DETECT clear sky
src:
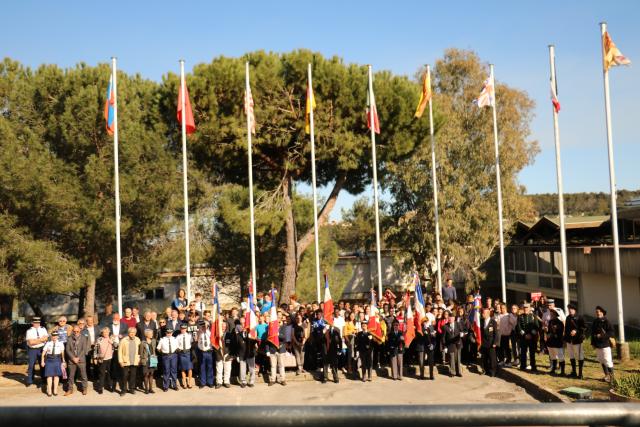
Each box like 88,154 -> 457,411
2,0 -> 638,220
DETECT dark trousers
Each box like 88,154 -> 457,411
121,365 -> 136,392
499,335 -> 511,363
519,339 -> 537,370
323,353 -> 339,381
510,332 -> 519,362
110,356 -> 122,388
97,359 -> 112,391
68,362 -> 88,391
162,353 -> 178,389
198,350 -> 214,386
26,348 -> 43,385
481,346 -> 497,376
360,350 -> 372,379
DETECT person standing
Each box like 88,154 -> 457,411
65,325 -> 90,396
546,308 -> 565,376
136,311 -> 157,340
266,313 -> 287,386
118,327 -> 141,395
387,320 -> 405,380
343,312 -> 357,377
139,329 -> 157,394
238,318 -> 258,388
355,321 -> 374,382
564,303 -> 586,379
41,331 -> 65,397
82,316 -> 99,380
171,288 -> 188,314
93,327 -> 115,394
291,314 -> 307,375
157,328 -> 179,391
175,324 -> 194,388
25,317 -> 48,387
121,308 -> 137,330
444,314 -> 463,377
442,279 -> 457,304
591,306 -> 615,383
480,308 -> 499,377
516,303 -> 540,372
416,319 -> 437,380
215,321 -> 234,388
497,303 -> 516,366
196,320 -> 214,388
323,324 -> 343,384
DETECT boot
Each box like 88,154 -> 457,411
550,360 -> 557,375
569,359 -> 577,378
608,367 -> 614,383
578,360 -> 584,379
429,365 -> 434,380
559,361 -> 565,376
602,364 -> 609,382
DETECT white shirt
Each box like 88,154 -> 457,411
157,336 -> 179,354
425,312 -> 436,326
197,330 -> 212,351
176,333 -> 192,351
111,323 -> 122,345
87,327 -> 96,345
42,341 -> 65,356
26,327 -> 48,348
194,301 -> 207,313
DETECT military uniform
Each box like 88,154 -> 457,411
563,306 -> 586,378
591,308 -> 614,381
387,329 -> 405,380
516,309 -> 540,371
480,317 -> 499,377
355,328 -> 374,381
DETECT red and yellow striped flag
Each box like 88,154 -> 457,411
414,71 -> 432,118
603,31 -> 631,71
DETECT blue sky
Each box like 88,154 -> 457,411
2,1 -> 639,220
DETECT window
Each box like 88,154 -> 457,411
145,288 -> 165,300
515,250 -> 526,271
526,251 -> 538,273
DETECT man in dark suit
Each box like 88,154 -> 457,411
444,314 -> 463,377
480,308 -> 499,377
65,325 -> 90,395
137,310 -> 158,340
323,324 -> 343,383
168,310 -> 182,336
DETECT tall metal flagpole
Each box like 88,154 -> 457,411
426,65 -> 443,295
179,60 -> 192,301
368,65 -> 383,298
245,62 -> 257,297
549,46 -> 570,314
308,63 -> 322,303
490,64 -> 507,304
112,57 -> 123,317
599,22 -> 625,344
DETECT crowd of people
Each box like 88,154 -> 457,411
24,279 -> 617,397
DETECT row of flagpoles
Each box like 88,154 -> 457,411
106,24 -> 630,347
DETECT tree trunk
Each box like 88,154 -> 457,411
27,299 -> 43,319
77,286 -> 86,320
83,273 -> 96,319
0,295 -> 14,363
281,174 -> 298,304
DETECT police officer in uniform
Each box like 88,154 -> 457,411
157,328 -> 179,391
563,303 -> 586,378
387,320 -> 405,380
480,308 -> 499,377
25,317 -> 48,387
176,324 -> 193,388
546,308 -> 565,376
323,324 -> 343,383
355,321 -> 373,382
196,320 -> 214,388
516,303 -> 540,372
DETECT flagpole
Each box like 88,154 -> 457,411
308,63 -> 322,303
179,59 -> 192,302
548,46 -> 570,314
426,65 -> 443,296
245,62 -> 257,297
368,65 -> 383,298
599,22 -> 625,345
111,57 -> 123,317
490,64 -> 507,305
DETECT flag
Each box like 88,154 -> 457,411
244,291 -> 258,340
211,283 -> 223,350
469,292 -> 482,349
366,89 -> 381,134
603,31 -> 631,71
177,81 -> 196,135
475,69 -> 495,108
550,80 -> 561,113
305,81 -> 316,134
104,73 -> 115,135
245,85 -> 256,135
323,274 -> 334,326
414,71 -> 432,118
267,288 -> 280,347
367,288 -> 383,342
404,290 -> 416,347
413,273 -> 426,333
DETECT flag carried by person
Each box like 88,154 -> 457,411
104,73 -> 115,135
550,80 -> 561,113
469,291 -> 482,349
414,70 -> 432,118
211,283 -> 223,350
177,78 -> 196,134
323,274 -> 334,326
245,84 -> 256,135
267,288 -> 280,347
603,31 -> 631,71
404,290 -> 416,347
413,273 -> 426,333
244,290 -> 258,340
366,86 -> 381,134
305,80 -> 316,134
367,288 -> 383,341
475,69 -> 495,108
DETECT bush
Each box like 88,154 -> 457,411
612,373 -> 640,399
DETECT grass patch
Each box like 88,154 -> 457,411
612,373 -> 640,399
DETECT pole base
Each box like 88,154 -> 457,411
616,342 -> 630,362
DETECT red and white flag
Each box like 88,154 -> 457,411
177,81 -> 196,135
404,291 -> 416,347
245,85 -> 256,135
244,288 -> 258,340
550,81 -> 561,113
413,273 -> 426,333
211,284 -> 223,350
475,69 -> 495,108
367,289 -> 383,342
366,89 -> 380,134
323,275 -> 334,326
267,288 -> 279,347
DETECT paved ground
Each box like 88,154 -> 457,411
0,364 -> 538,406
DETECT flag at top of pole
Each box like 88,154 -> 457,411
177,77 -> 196,134
603,31 -> 631,71
550,80 -> 561,113
475,69 -> 495,108
305,80 -> 316,134
366,87 -> 380,134
104,73 -> 116,135
414,70 -> 432,118
245,83 -> 256,135
323,274 -> 334,326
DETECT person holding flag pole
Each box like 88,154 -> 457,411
306,63 -> 322,303
476,65 -> 507,305
105,57 -> 123,316
245,62 -> 258,297
599,22 -> 631,360
177,60 -> 196,301
548,45 -> 570,316
414,65 -> 443,295
367,65 -> 384,299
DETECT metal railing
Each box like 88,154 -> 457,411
1,403 -> 640,426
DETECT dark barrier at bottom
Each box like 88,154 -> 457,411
1,403 -> 640,427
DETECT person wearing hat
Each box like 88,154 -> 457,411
176,323 -> 194,388
41,331 -> 65,397
415,317 -> 437,380
591,306 -> 615,382
563,303 -> 586,378
196,320 -> 214,388
516,302 -> 540,372
25,317 -> 48,387
546,308 -> 565,376
355,320 -> 374,382
157,327 -> 179,391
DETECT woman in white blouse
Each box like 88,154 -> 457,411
41,331 -> 66,397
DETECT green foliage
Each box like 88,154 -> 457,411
332,197 -> 379,252
612,373 -> 640,399
529,190 -> 640,217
